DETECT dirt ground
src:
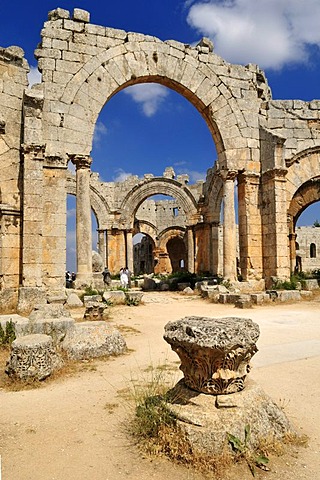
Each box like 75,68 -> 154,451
0,291 -> 320,480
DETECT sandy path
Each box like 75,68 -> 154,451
0,292 -> 319,480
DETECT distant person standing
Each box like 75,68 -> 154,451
102,267 -> 111,286
124,267 -> 132,288
120,267 -> 128,289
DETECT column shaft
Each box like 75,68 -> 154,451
222,172 -> 237,281
187,227 -> 195,273
126,230 -> 134,273
72,156 -> 92,285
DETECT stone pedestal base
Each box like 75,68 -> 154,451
166,379 -> 295,455
74,273 -> 93,289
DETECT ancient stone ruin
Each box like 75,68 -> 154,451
164,316 -> 259,394
164,316 -> 295,454
1,7 -> 320,313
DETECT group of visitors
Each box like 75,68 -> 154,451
65,271 -> 76,288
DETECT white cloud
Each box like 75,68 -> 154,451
28,66 -> 42,86
67,208 -> 76,219
187,0 -> 320,70
93,121 -> 108,146
180,169 -> 206,182
113,168 -> 133,182
124,84 -> 169,116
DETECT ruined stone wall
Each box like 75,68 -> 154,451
261,100 -> 320,166
0,47 -> 28,306
0,8 -> 320,312
136,199 -> 187,232
296,226 -> 320,272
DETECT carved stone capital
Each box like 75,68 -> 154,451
262,168 -> 287,182
219,169 -> 238,182
69,154 -> 92,170
22,144 -> 45,159
164,316 -> 260,395
44,155 -> 67,169
238,171 -> 260,186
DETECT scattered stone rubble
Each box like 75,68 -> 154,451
3,300 -> 127,381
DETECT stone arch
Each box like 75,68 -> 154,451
158,227 -> 187,274
118,178 -> 199,228
203,168 -> 224,222
286,149 -> 320,273
158,226 -> 186,248
39,27 -> 260,168
133,219 -> 157,244
288,177 -> 320,225
286,149 -> 320,207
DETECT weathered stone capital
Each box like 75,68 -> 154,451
22,144 -> 45,158
238,171 -> 260,185
164,316 -> 260,395
44,155 -> 67,169
69,154 -> 92,169
219,169 -> 238,182
262,168 -> 287,182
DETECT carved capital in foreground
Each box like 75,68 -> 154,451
164,316 -> 260,395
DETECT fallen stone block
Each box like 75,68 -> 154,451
29,304 -> 73,320
250,293 -> 270,305
103,290 -> 126,304
304,279 -> 319,290
66,292 -> 83,307
177,282 -> 191,291
61,321 -> 127,360
181,287 -> 194,295
277,290 -> 301,302
83,295 -> 102,305
0,314 -> 29,337
125,291 -> 144,304
84,302 -> 108,320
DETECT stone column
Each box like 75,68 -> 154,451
210,222 -> 220,276
261,168 -> 289,282
187,227 -> 195,273
126,230 -> 134,273
98,229 -> 107,267
42,155 -> 68,290
287,215 -> 297,274
71,155 -> 92,286
238,172 -> 263,280
107,229 -> 126,275
221,171 -> 237,281
194,223 -> 211,273
21,145 -> 45,288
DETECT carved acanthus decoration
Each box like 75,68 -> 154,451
69,154 -> 92,170
164,316 -> 260,395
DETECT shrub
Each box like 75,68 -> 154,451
0,320 -> 16,346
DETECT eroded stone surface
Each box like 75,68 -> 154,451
61,321 -> 127,360
6,334 -> 63,381
166,379 -> 295,455
164,316 -> 259,394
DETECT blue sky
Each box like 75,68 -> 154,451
1,0 -> 320,269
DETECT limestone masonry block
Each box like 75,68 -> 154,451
73,8 -> 90,23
